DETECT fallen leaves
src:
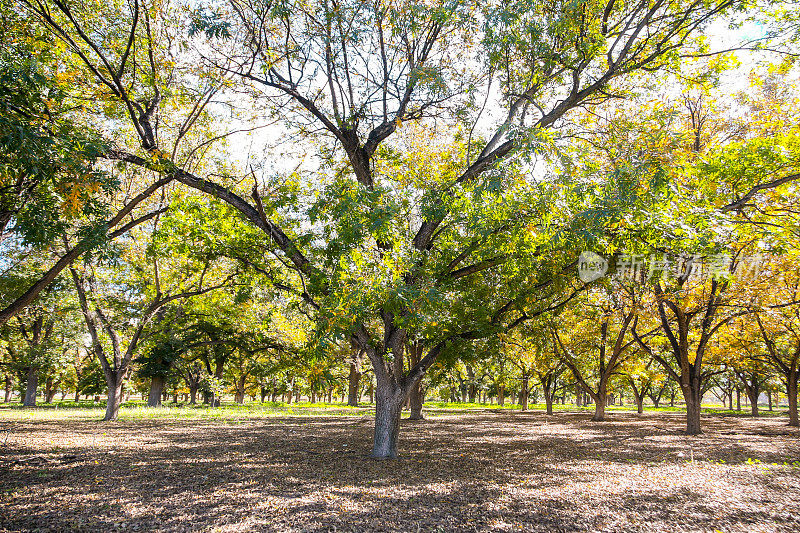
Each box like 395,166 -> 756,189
0,411 -> 798,532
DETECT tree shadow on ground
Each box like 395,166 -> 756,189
1,411 -> 799,532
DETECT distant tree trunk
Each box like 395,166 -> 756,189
44,376 -> 57,403
787,373 -> 798,427
669,391 -> 675,407
682,379 -> 703,435
23,367 -> 37,407
748,387 -> 759,417
519,373 -> 529,411
409,382 -> 424,420
407,343 -> 424,420
629,379 -> 645,414
736,388 -> 741,411
3,374 -> 11,402
234,375 -> 246,404
498,384 -> 505,406
104,374 -> 124,421
544,385 -> 554,415
728,392 -> 733,410
348,363 -> 361,406
575,384 -> 582,407
591,389 -> 606,422
189,385 -> 198,404
368,382 -> 374,404
295,389 -> 300,403
768,390 -> 773,411
148,376 -> 165,407
172,391 -> 178,403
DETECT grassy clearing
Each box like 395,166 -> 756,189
0,399 -> 789,424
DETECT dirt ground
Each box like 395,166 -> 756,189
1,410 -> 799,532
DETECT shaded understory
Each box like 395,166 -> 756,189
1,410 -> 799,532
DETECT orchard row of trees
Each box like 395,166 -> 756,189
1,0 -> 800,458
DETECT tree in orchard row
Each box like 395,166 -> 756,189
566,74 -> 800,433
68,212 -> 235,420
552,284 -> 639,421
22,0 -> 768,458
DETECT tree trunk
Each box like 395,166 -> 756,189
519,374 -> 529,411
498,384 -> 505,406
347,362 -> 361,406
787,373 -> 798,427
682,380 -> 703,435
44,376 -> 55,403
544,387 -> 554,415
189,385 -> 198,404
104,375 -> 124,421
768,390 -> 773,411
749,387 -> 759,417
147,376 -> 165,407
23,367 -> 37,407
3,374 -> 11,402
736,388 -> 741,411
407,343 -> 424,419
592,392 -> 605,421
575,384 -> 582,407
235,376 -> 245,404
630,382 -> 644,414
371,378 -> 404,459
408,380 -> 424,420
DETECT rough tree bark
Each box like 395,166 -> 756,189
788,373 -> 799,427
147,376 -> 165,407
347,340 -> 364,407
23,367 -> 38,407
407,342 -> 424,420
103,372 -> 124,421
3,375 -> 11,402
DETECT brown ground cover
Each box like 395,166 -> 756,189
1,410 -> 799,532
